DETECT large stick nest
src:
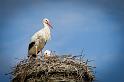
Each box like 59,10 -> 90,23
11,54 -> 95,82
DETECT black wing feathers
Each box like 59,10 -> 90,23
28,42 -> 35,50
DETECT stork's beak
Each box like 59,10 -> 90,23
47,22 -> 53,29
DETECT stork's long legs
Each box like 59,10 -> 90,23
40,50 -> 42,64
40,49 -> 45,64
28,55 -> 31,63
35,46 -> 38,64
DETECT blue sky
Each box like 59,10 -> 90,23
1,0 -> 124,82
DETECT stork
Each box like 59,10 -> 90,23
44,50 -> 52,60
28,18 -> 53,64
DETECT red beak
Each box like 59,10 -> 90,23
47,22 -> 53,29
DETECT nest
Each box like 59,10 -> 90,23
11,54 -> 95,82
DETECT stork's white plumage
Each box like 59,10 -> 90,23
28,18 -> 53,64
44,50 -> 51,60
44,50 -> 51,57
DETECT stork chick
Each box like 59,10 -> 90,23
44,50 -> 52,60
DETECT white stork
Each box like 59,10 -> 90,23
44,50 -> 52,60
28,18 -> 53,64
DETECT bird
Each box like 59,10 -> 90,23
28,18 -> 53,64
44,50 -> 52,60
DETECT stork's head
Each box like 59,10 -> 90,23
42,18 -> 53,29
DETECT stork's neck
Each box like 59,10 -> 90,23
42,23 -> 51,41
43,23 -> 50,29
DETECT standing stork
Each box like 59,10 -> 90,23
28,18 -> 53,64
